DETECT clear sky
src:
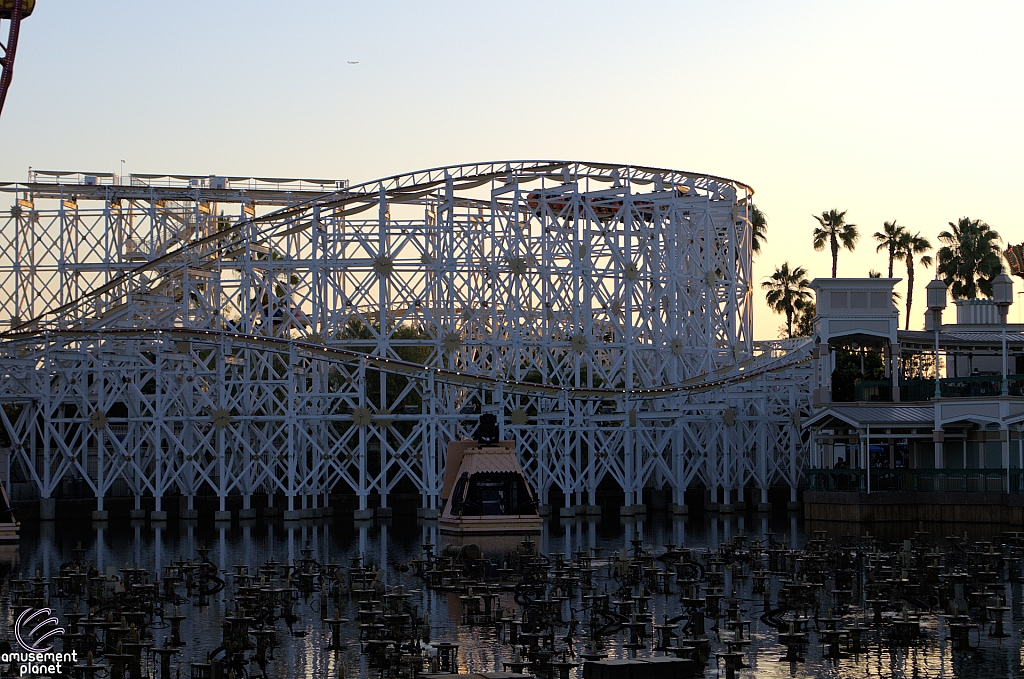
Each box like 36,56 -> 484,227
2,1 -> 1021,337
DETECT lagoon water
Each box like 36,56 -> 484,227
3,512 -> 1023,678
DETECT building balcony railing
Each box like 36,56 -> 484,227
853,380 -> 891,402
841,375 -> 1024,403
899,378 -> 934,402
805,468 -> 1024,493
939,374 -> 1002,398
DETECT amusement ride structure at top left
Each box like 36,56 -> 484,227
0,0 -> 35,117
0,162 -> 813,520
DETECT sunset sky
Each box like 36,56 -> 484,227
2,1 -> 1021,336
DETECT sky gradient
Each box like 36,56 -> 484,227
2,1 -> 1021,336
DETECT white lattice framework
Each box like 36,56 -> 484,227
0,162 -> 811,514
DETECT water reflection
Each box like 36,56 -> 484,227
4,514 -> 1023,678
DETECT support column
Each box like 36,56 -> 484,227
39,497 -> 55,521
786,390 -> 800,509
813,343 -> 831,405
669,417 -> 688,514
180,494 -> 197,520
621,409 -> 636,514
1002,426 -> 1010,493
890,342 -> 901,402
823,344 -> 834,402
215,492 -> 230,522
417,376 -> 438,519
757,413 -> 771,512
130,498 -> 145,520
152,479 -> 167,521
354,359 -> 372,521
239,492 -> 256,520
864,426 -> 871,495
1019,426 -> 1024,485
933,430 -> 944,470
93,431 -> 108,521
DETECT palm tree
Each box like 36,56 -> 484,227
763,262 -> 812,339
896,231 -> 932,330
750,204 -> 767,256
793,300 -> 816,337
812,209 -> 858,277
873,220 -> 906,278
936,217 -> 1002,298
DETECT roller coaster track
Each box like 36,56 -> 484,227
0,325 -> 811,401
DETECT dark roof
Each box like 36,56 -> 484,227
899,328 -> 1024,349
804,404 -> 934,430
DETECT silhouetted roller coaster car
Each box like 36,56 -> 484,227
0,0 -> 35,19
525,186 -> 691,222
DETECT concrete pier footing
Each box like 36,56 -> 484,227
39,498 -> 55,521
23,491 -> 809,523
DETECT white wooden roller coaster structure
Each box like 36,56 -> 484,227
0,161 -> 811,515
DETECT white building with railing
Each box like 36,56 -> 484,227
802,273 -> 1024,522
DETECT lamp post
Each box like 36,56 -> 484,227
993,268 -> 1014,396
926,277 -> 948,398
926,277 -> 948,472
992,268 -> 1014,491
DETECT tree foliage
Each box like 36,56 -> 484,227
763,262 -> 812,339
896,231 -> 932,330
749,204 -> 767,255
831,345 -> 884,402
873,220 -> 905,279
331,320 -> 432,417
813,209 -> 858,278
936,217 -> 1002,299
793,300 -> 816,338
